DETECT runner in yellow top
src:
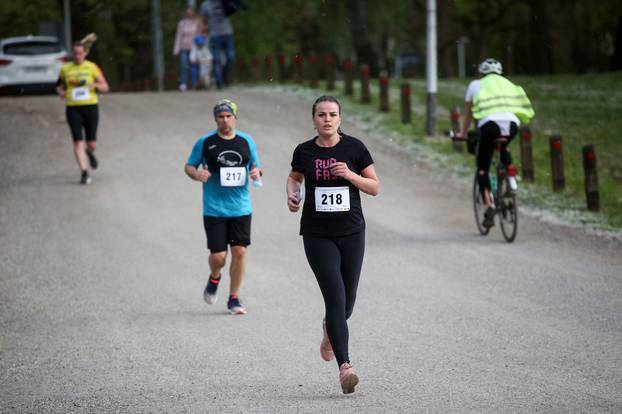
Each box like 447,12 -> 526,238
56,39 -> 109,184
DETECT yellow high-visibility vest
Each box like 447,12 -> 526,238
472,74 -> 535,124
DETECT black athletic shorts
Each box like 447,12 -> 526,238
66,104 -> 99,141
203,214 -> 252,252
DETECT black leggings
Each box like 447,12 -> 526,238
303,231 -> 365,366
66,104 -> 99,141
476,121 -> 518,196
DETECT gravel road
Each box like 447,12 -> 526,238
1,89 -> 621,413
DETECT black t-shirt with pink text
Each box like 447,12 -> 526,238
290,134 -> 374,237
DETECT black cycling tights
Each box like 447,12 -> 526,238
477,121 -> 518,196
303,231 -> 365,366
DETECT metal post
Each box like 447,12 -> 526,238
582,145 -> 599,211
450,106 -> 464,152
549,134 -> 565,192
63,0 -> 72,53
425,0 -> 437,136
457,36 -> 467,79
150,0 -> 165,91
519,126 -> 534,182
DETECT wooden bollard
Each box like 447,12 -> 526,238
325,53 -> 335,91
309,52 -> 318,89
250,56 -> 260,82
550,134 -> 565,192
164,73 -> 177,90
294,54 -> 303,83
264,55 -> 273,81
343,59 -> 353,96
278,54 -> 286,83
582,145 -> 599,211
519,126 -> 534,182
379,72 -> 389,112
233,58 -> 246,83
400,82 -> 411,124
450,106 -> 464,152
360,64 -> 370,104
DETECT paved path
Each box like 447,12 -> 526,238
1,89 -> 621,413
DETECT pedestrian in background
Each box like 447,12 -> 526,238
173,6 -> 201,91
286,96 -> 380,394
56,34 -> 109,185
185,99 -> 262,315
199,0 -> 236,89
190,34 -> 213,89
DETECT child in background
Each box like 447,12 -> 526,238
190,35 -> 213,89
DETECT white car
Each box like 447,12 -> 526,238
0,35 -> 69,95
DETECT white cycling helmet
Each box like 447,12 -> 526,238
478,58 -> 503,75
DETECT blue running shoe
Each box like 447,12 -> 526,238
203,275 -> 220,304
227,295 -> 246,315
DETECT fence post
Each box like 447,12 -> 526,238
360,64 -> 370,104
294,54 -> 303,84
519,126 -> 534,182
400,82 -> 411,124
450,106 -> 464,152
379,71 -> 389,112
278,54 -> 286,83
326,53 -> 335,91
250,56 -> 260,82
549,134 -> 565,192
343,58 -> 353,96
582,145 -> 600,212
309,52 -> 318,89
264,55 -> 273,81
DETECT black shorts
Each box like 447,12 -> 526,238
66,104 -> 99,141
203,215 -> 252,252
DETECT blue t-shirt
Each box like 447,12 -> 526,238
187,129 -> 260,217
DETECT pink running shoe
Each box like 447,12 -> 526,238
320,320 -> 335,361
339,362 -> 359,394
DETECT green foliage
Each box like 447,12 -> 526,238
0,1 -> 62,39
1,0 -> 620,83
263,70 -> 622,229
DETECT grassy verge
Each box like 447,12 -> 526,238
244,72 -> 622,232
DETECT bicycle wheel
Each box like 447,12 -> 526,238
472,172 -> 490,236
498,177 -> 518,242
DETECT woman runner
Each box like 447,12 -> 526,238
56,37 -> 109,184
286,96 -> 380,394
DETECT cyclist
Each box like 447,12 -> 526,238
286,96 -> 380,394
56,39 -> 109,185
185,99 -> 261,315
457,58 -> 534,228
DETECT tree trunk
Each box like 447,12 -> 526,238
611,14 -> 622,71
527,0 -> 554,74
346,0 -> 378,74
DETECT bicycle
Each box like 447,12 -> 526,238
451,132 -> 518,242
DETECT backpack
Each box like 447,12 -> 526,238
221,0 -> 246,16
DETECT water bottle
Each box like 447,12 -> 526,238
251,165 -> 263,187
490,173 -> 497,193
